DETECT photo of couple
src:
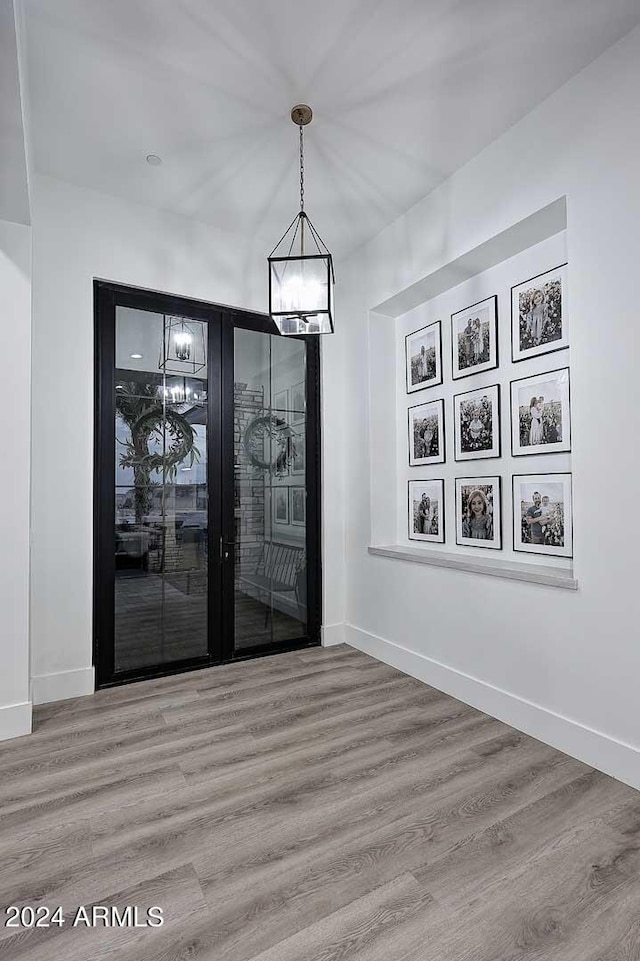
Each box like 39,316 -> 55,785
413,340 -> 436,383
452,296 -> 498,379
408,480 -> 444,543
459,317 -> 488,369
512,264 -> 569,361
406,321 -> 442,392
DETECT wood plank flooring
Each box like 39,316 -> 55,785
0,645 -> 638,960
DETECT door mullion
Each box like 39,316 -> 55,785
206,312 -> 224,665
305,337 -> 322,645
220,317 -> 236,662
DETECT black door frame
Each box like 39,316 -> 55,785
93,280 -> 322,688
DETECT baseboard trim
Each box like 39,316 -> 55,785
0,701 -> 32,741
31,667 -> 95,705
344,623 -> 640,790
321,623 -> 345,647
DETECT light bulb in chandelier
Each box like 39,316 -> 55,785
173,330 -> 192,362
280,274 -> 323,313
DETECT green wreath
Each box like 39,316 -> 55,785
120,407 -> 199,479
243,414 -> 297,475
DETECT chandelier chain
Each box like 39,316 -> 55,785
299,122 -> 304,213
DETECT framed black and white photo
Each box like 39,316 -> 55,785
273,486 -> 289,525
405,320 -> 443,393
408,399 -> 445,466
513,473 -> 573,557
291,486 -> 306,526
272,389 -> 290,472
451,295 -> 498,380
511,264 -> 568,362
291,428 -> 305,475
291,380 -> 305,424
510,368 -> 571,456
273,387 -> 289,413
454,384 -> 500,462
455,476 -> 502,550
408,479 -> 445,543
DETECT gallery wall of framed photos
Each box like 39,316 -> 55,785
398,230 -> 573,568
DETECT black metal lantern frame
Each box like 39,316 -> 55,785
268,105 -> 335,336
158,315 -> 207,376
269,211 -> 334,336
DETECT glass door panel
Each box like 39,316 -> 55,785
95,281 -> 319,688
233,328 -> 308,652
114,307 -> 209,672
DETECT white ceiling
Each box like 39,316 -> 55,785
21,0 -> 640,257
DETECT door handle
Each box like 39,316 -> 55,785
219,536 -> 234,562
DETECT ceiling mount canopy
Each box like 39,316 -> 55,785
268,104 -> 335,336
290,103 -> 313,126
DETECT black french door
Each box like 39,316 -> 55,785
94,281 -> 321,688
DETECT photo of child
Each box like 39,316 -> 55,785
462,488 -> 493,540
455,384 -> 500,461
455,476 -> 502,550
512,265 -> 569,361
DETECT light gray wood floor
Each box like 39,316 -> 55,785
0,645 -> 638,960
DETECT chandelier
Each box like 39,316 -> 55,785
268,104 -> 334,336
158,316 -> 206,376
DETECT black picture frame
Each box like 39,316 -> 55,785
455,475 -> 502,550
405,320 -> 443,394
291,486 -> 306,526
510,263 -> 569,363
451,295 -> 499,381
407,479 -> 445,544
453,383 -> 501,462
291,424 -> 306,475
408,397 -> 446,466
512,472 -> 573,558
291,380 -> 305,424
273,486 -> 290,525
510,367 -> 571,457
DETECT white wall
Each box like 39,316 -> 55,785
0,218 -> 32,738
342,25 -> 640,787
30,174 -> 346,702
0,0 -> 31,226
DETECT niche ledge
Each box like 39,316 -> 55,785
368,545 -> 577,591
